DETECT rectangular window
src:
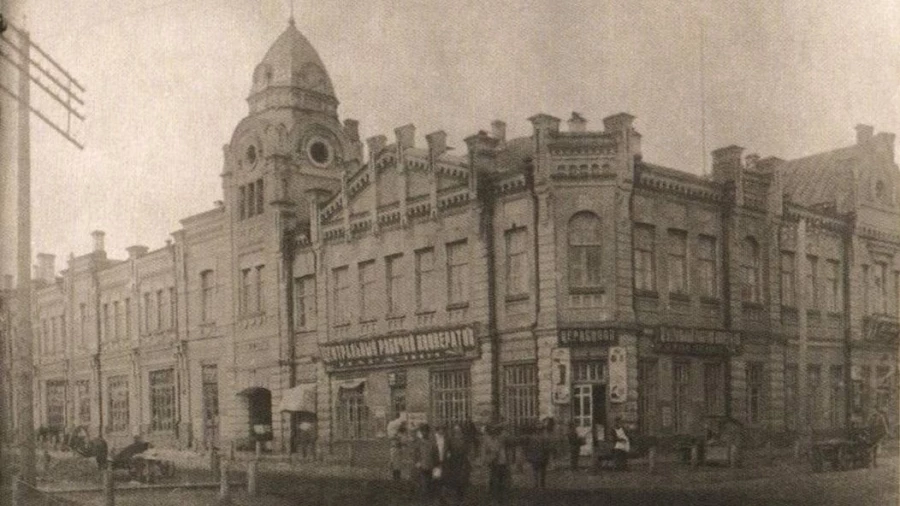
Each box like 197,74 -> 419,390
333,266 -> 351,324
806,255 -> 818,309
634,224 -> 656,292
256,178 -> 264,215
862,265 -> 870,314
704,362 -> 725,416
124,299 -> 131,340
874,262 -> 888,313
505,228 -> 528,297
239,186 -> 246,220
200,270 -> 214,322
247,182 -> 256,218
673,361 -> 691,432
107,375 -> 130,433
503,364 -> 538,431
76,380 -> 91,425
201,364 -> 219,447
830,365 -> 844,429
113,301 -> 121,340
156,289 -> 164,330
358,260 -> 377,321
825,260 -> 841,312
807,365 -> 821,429
45,380 -> 66,429
80,303 -> 87,347
747,362 -> 765,425
781,251 -> 796,307
293,275 -> 316,330
667,229 -> 688,294
385,254 -> 405,315
697,235 -> 717,298
389,373 -> 407,421
241,268 -> 252,316
447,241 -> 469,305
336,385 -> 369,440
431,369 -> 471,428
415,248 -> 437,312
638,359 -> 659,434
255,265 -> 265,313
169,287 -> 176,328
784,364 -> 798,431
150,368 -> 176,432
60,314 -> 67,349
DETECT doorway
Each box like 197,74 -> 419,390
572,361 -> 607,455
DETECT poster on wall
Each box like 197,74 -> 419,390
608,346 -> 627,404
551,347 -> 571,404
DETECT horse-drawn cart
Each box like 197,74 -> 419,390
810,429 -> 874,472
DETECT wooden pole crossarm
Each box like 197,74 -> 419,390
0,34 -> 86,106
2,22 -> 86,92
0,51 -> 86,119
0,81 -> 85,149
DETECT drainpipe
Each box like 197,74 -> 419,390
478,173 -> 500,422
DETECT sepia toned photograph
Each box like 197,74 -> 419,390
0,1 -> 898,504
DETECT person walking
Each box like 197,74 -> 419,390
868,406 -> 890,468
390,421 -> 409,480
443,423 -> 471,505
483,423 -> 511,506
524,418 -> 554,489
566,421 -> 582,471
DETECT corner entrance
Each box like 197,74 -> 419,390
571,361 -> 607,455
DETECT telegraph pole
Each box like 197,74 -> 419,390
0,14 -> 85,496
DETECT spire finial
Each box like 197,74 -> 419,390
289,0 -> 295,25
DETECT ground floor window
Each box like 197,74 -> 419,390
784,364 -> 798,431
202,365 -> 219,447
108,375 -> 130,433
638,359 -> 658,434
76,380 -> 91,425
150,368 -> 176,432
503,363 -> 538,431
747,362 -> 765,425
336,384 -> 369,439
673,361 -> 691,433
45,380 -> 67,430
431,369 -> 470,428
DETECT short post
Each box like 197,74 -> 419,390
648,446 -> 656,473
103,462 -> 115,506
690,444 -> 699,468
247,460 -> 258,497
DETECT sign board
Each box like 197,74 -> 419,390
321,326 -> 477,369
654,326 -> 740,355
550,347 -> 571,404
608,346 -> 627,403
559,328 -> 618,347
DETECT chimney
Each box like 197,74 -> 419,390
464,130 -> 500,173
856,124 -> 874,145
491,120 -> 507,143
875,131 -> 896,161
711,145 -> 745,183
568,112 -> 587,133
91,230 -> 105,253
603,112 -> 635,133
528,113 -> 561,137
426,130 -> 448,157
36,253 -> 55,283
126,245 -> 149,260
745,153 -> 761,170
366,135 -> 387,160
395,124 -> 416,150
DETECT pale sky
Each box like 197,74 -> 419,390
1,0 -> 898,279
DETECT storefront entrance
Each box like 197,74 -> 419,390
572,361 -> 606,455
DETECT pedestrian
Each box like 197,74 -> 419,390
93,435 -> 109,470
390,421 -> 408,480
868,406 -> 890,468
567,421 -> 582,471
443,423 -> 471,505
413,424 -> 442,505
483,423 -> 511,505
612,417 -> 630,471
524,418 -> 553,489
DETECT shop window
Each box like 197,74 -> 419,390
740,237 -> 760,303
805,255 -> 818,309
45,380 -> 66,430
667,229 -> 688,295
293,275 -> 316,330
673,361 -> 691,433
503,364 -> 538,431
107,375 -> 130,433
389,372 -> 407,421
332,266 -> 351,324
829,365 -> 844,429
634,224 -> 656,292
336,384 -> 369,440
704,362 -> 725,416
780,251 -> 796,307
568,212 -> 602,292
784,364 -> 798,431
150,368 -> 176,432
505,228 -> 529,299
415,248 -> 437,312
385,254 -> 405,316
76,380 -> 91,425
446,241 -> 469,306
638,359 -> 659,434
202,365 -> 219,448
431,369 -> 471,428
358,260 -> 377,321
807,365 -> 822,430
696,235 -> 717,298
746,362 -> 765,425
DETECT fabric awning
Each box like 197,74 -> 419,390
278,383 -> 317,412
337,378 -> 366,390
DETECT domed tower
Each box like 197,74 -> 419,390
222,18 -> 359,231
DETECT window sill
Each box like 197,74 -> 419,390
634,289 -> 659,299
359,318 -> 378,324
827,311 -> 843,318
294,327 -> 316,333
806,309 -> 821,319
505,293 -> 530,303
386,314 -> 406,320
569,287 -> 605,295
446,302 -> 470,311
741,302 -> 764,310
669,292 -> 690,302
333,322 -> 351,328
239,312 -> 266,320
415,310 -> 436,316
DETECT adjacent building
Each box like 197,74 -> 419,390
14,20 -> 900,457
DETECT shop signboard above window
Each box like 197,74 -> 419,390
558,327 -> 619,347
653,326 -> 741,355
321,325 -> 477,369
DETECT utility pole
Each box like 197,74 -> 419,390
0,14 -> 85,497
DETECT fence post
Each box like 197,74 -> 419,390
103,462 -> 115,506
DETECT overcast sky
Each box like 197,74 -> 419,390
1,0 -> 898,278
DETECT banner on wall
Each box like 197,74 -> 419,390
608,346 -> 627,404
551,347 -> 571,404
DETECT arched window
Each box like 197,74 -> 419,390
568,212 -> 602,291
741,237 -> 760,303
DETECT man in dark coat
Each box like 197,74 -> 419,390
442,423 -> 472,505
413,424 -> 443,504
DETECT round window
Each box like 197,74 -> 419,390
308,140 -> 331,166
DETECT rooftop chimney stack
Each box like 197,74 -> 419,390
426,130 -> 448,157
491,120 -> 507,143
126,245 -> 149,260
856,124 -> 874,145
366,135 -> 387,160
711,145 -> 745,184
36,253 -> 55,283
395,124 -> 416,150
568,112 -> 587,133
602,112 -> 635,133
91,230 -> 106,253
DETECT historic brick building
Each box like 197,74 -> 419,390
17,20 -> 900,457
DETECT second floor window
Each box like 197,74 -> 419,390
385,254 -> 405,315
200,270 -> 214,322
697,235 -> 717,298
634,224 -> 655,292
447,241 -> 469,305
359,260 -> 377,321
740,237 -> 760,303
293,275 -> 316,330
505,228 -> 528,298
805,255 -> 818,309
415,248 -> 437,312
333,266 -> 351,324
667,229 -> 688,295
873,262 -> 888,314
825,260 -> 841,312
780,251 -> 796,307
568,212 -> 602,291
